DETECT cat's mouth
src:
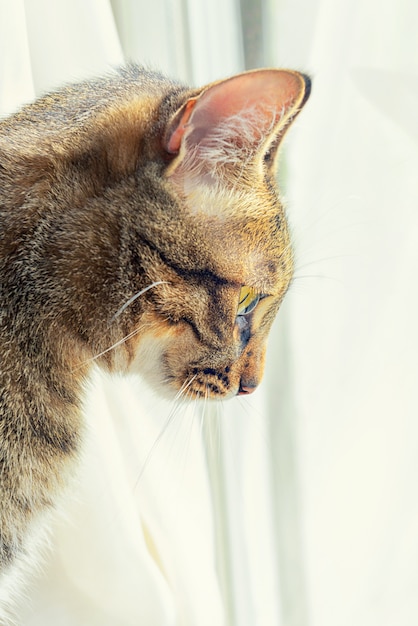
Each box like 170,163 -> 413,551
132,345 -> 262,400
179,350 -> 263,400
181,371 -> 258,399
185,365 -> 234,399
127,313 -> 265,400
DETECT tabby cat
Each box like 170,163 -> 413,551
0,65 -> 310,619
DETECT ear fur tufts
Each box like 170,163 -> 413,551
165,69 -> 310,181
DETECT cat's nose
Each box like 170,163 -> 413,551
237,382 -> 257,395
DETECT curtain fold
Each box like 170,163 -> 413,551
0,0 -> 35,114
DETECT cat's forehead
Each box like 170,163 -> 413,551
210,231 -> 291,295
179,183 -> 292,294
177,177 -> 267,217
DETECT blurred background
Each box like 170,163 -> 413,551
1,1 -> 417,625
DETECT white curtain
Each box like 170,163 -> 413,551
273,1 -> 418,625
1,1 -> 417,625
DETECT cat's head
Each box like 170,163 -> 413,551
1,66 -> 309,401
120,69 -> 311,399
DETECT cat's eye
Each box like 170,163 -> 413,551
237,286 -> 260,316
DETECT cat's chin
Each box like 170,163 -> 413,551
137,371 -> 239,403
127,327 -> 242,401
127,340 -> 259,401
141,360 -> 243,402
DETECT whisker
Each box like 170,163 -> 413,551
288,193 -> 363,240
133,375 -> 197,487
294,253 -> 356,273
277,239 -> 293,265
178,398 -> 199,484
176,374 -> 198,401
292,274 -> 343,284
133,403 -> 181,487
235,396 -> 270,448
110,281 -> 168,321
286,195 -> 368,270
197,392 -> 206,440
202,388 -> 223,463
216,399 -> 223,460
71,323 -> 151,372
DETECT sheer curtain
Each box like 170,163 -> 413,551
1,1 -> 417,625
273,1 -> 418,625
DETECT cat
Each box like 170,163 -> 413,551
0,64 -> 310,620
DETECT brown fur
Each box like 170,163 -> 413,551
0,65 -> 310,615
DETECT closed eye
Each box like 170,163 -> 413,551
237,286 -> 260,316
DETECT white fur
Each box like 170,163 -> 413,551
0,519 -> 52,625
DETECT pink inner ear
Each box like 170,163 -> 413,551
187,70 -> 305,145
165,70 -> 307,179
166,98 -> 198,154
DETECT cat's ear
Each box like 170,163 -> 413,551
164,69 -> 310,178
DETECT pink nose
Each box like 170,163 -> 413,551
237,384 -> 257,396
